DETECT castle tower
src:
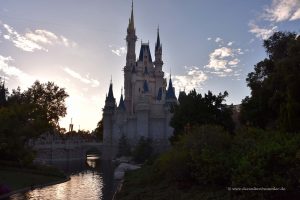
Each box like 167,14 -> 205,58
102,81 -> 116,159
102,1 -> 177,159
124,1 -> 137,113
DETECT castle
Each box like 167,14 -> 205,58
102,2 -> 177,159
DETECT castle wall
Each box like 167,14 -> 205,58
149,117 -> 165,140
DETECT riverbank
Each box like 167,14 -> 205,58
0,165 -> 69,199
114,164 -> 225,200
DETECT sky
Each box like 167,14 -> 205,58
0,0 -> 299,131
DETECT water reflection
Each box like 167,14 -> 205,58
9,156 -> 114,200
86,155 -> 99,169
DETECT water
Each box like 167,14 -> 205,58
9,156 -> 115,200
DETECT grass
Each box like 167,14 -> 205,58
0,169 -> 63,191
115,165 -> 228,200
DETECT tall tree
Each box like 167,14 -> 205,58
170,90 -> 234,143
241,32 -> 300,131
0,81 -> 68,164
0,78 -> 8,107
22,81 -> 69,127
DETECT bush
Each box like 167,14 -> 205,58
117,134 -> 131,157
132,137 -> 153,163
117,125 -> 300,199
231,128 -> 300,191
156,125 -> 231,186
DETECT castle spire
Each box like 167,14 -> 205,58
166,76 -> 176,100
128,0 -> 135,31
118,88 -> 126,111
155,26 -> 161,51
154,26 -> 163,70
107,82 -> 114,101
126,0 -> 137,67
130,0 -> 134,29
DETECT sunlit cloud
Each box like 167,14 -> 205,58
63,67 -> 100,87
0,54 -> 35,86
248,22 -> 278,40
215,37 -> 223,43
25,30 -> 58,44
168,66 -> 208,92
1,22 -> 77,52
2,24 -> 46,52
204,43 -> 243,78
263,0 -> 300,22
227,42 -> 233,46
110,46 -> 126,56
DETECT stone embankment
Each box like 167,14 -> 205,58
112,157 -> 141,200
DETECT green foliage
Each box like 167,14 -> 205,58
170,89 -> 234,143
241,32 -> 300,132
0,78 -> 8,107
231,128 -> 300,190
119,125 -> 300,200
117,134 -> 131,157
132,137 -> 153,163
0,81 -> 68,165
93,119 -> 103,141
21,81 -> 69,127
156,125 -> 231,186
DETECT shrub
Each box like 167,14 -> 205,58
132,137 -> 153,163
156,125 -> 231,186
231,128 -> 300,191
117,134 -> 131,157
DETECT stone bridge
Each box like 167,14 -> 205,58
29,132 -> 103,163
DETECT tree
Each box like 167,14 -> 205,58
22,81 -> 69,127
170,89 -> 234,143
241,32 -> 300,132
117,134 -> 131,157
94,119 -> 103,141
132,137 -> 153,163
0,78 -> 8,107
0,81 -> 68,165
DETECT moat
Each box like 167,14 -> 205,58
8,156 -> 114,200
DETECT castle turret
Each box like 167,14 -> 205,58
104,81 -> 116,111
118,92 -> 126,111
125,0 -> 137,68
102,81 -> 116,159
124,0 -> 137,114
154,27 -> 163,72
165,76 -> 177,105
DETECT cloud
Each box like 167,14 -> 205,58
60,36 -> 77,47
111,46 -> 126,56
204,45 -> 243,78
1,23 -> 77,52
227,42 -> 233,46
263,0 -> 300,22
0,54 -> 34,86
25,30 -> 58,44
215,37 -> 223,43
207,37 -> 212,41
2,24 -> 46,52
248,22 -> 278,40
63,67 -> 100,87
228,58 -> 240,66
170,66 -> 208,92
205,47 -> 234,70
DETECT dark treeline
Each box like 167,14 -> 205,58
117,31 -> 300,200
